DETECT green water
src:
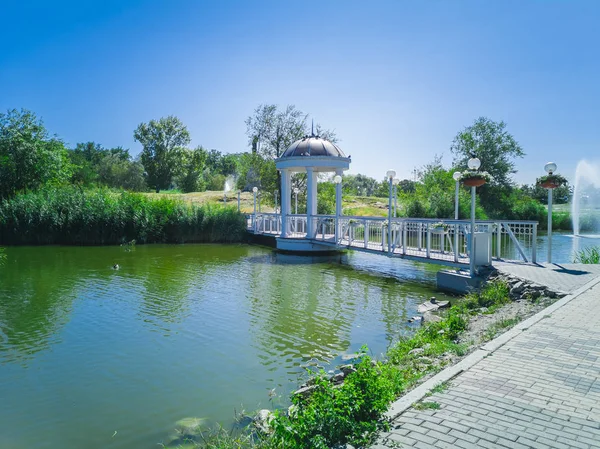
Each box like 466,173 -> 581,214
0,244 -> 451,449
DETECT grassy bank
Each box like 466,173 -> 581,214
0,187 -> 247,245
178,281 -> 519,449
147,190 -> 590,231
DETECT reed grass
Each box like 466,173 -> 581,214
574,246 -> 600,264
0,186 -> 247,245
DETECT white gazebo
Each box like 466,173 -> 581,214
274,132 -> 351,251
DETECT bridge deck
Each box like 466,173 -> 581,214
247,214 -> 539,269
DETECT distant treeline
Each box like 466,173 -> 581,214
0,187 -> 247,245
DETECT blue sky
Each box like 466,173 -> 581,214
1,0 -> 598,184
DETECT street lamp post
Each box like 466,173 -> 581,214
544,162 -> 558,264
467,158 -> 481,277
453,171 -> 461,220
386,169 -> 396,254
237,190 -> 241,212
252,187 -> 258,232
333,175 -> 342,244
392,177 -> 399,217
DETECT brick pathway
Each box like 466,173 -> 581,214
375,282 -> 600,449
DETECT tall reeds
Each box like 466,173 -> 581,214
0,186 -> 247,245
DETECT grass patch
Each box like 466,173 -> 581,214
463,280 -> 511,313
483,317 -> 521,341
427,381 -> 450,397
343,205 -> 387,217
413,401 -> 441,411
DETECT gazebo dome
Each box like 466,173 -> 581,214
281,136 -> 346,158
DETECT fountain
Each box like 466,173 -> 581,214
572,160 -> 600,236
223,175 -> 235,203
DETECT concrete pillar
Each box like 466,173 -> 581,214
280,169 -> 291,237
306,167 -> 317,238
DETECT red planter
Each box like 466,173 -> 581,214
462,177 -> 486,187
541,181 -> 560,189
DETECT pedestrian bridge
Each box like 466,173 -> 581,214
247,213 -> 539,269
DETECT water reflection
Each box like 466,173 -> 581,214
0,244 -> 453,449
0,248 -> 84,363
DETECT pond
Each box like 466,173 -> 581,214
516,231 -> 600,264
0,244 -> 451,449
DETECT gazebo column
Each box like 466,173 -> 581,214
280,169 -> 291,237
306,167 -> 317,238
335,168 -> 343,242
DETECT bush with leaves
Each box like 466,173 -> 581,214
268,354 -> 401,449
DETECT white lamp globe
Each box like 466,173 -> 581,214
544,162 -> 557,174
386,169 -> 396,179
252,187 -> 258,193
467,157 -> 481,171
333,175 -> 342,184
392,177 -> 399,185
293,188 -> 299,194
453,171 -> 462,181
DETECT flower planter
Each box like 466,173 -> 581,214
462,177 -> 486,187
537,173 -> 567,190
540,180 -> 560,189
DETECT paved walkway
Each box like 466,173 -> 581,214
375,280 -> 600,449
495,262 -> 600,294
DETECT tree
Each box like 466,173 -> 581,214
450,117 -> 524,188
450,117 -> 525,216
398,179 -> 416,194
342,174 -> 380,197
244,104 -> 339,198
69,142 -> 134,187
245,104 -> 307,160
134,116 -> 190,192
0,108 -> 71,198
97,153 -> 147,191
177,146 -> 208,193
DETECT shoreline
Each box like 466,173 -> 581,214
174,268 -> 576,449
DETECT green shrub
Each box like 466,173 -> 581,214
406,199 -> 427,218
268,354 -> 400,449
552,211 -> 572,231
464,280 -> 511,312
0,186 -> 247,245
574,247 -> 600,264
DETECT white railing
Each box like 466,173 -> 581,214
246,213 -> 281,235
246,214 -> 538,265
288,215 -> 308,238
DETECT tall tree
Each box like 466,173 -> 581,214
245,104 -> 307,160
450,117 -> 524,188
177,146 -> 208,193
134,116 -> 190,192
244,104 -> 338,197
450,117 -> 525,216
0,108 -> 71,198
